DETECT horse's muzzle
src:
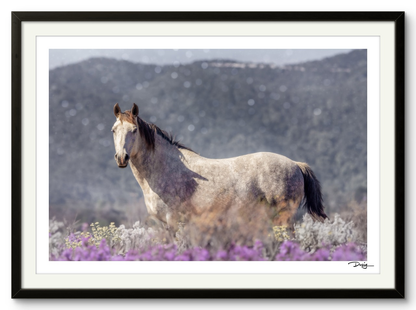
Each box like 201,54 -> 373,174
115,153 -> 129,168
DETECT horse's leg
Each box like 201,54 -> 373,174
272,197 -> 302,233
166,212 -> 179,234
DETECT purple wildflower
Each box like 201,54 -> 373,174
215,250 -> 228,261
50,231 -> 365,262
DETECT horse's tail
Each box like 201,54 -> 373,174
296,162 -> 328,222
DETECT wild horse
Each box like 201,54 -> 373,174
112,103 -> 327,232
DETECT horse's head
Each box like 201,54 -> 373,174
112,103 -> 139,168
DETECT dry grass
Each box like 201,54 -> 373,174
50,199 -> 368,260
337,200 -> 367,244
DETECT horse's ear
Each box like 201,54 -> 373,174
113,103 -> 121,118
131,103 -> 139,117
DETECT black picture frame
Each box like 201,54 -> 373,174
11,11 -> 405,298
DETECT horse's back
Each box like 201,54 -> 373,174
232,152 -> 303,196
191,152 -> 303,206
232,152 -> 299,173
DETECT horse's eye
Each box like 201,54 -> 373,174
111,129 -> 115,133
132,128 -> 137,134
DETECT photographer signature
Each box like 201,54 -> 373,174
348,262 -> 374,269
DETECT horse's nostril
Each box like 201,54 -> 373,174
125,154 -> 130,161
114,154 -> 117,160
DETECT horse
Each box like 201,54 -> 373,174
112,103 -> 327,232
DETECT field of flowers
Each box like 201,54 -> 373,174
49,212 -> 367,262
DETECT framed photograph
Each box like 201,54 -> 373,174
12,12 -> 404,298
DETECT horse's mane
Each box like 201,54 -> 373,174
121,110 -> 195,153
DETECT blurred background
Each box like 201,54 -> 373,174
49,49 -> 367,227
49,49 -> 352,70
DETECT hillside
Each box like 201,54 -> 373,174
49,50 -> 367,224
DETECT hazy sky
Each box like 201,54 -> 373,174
49,49 -> 351,70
